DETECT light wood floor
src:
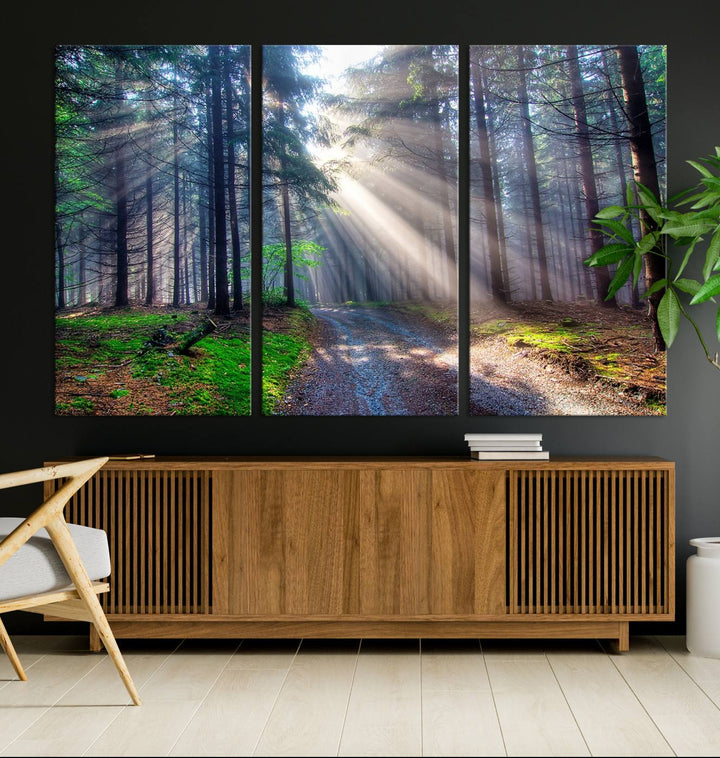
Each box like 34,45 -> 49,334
1,634 -> 719,756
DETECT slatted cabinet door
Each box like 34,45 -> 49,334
53,466 -> 212,616
507,467 -> 673,618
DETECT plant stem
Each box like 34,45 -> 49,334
675,293 -> 720,374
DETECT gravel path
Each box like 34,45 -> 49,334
278,305 -> 457,415
276,304 -> 651,416
470,336 -> 651,416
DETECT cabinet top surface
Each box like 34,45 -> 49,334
45,455 -> 675,471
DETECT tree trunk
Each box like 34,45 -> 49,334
484,73 -> 509,297
224,47 -> 243,311
209,46 -> 230,316
79,239 -> 87,305
517,45 -> 552,301
601,49 -> 640,307
145,173 -> 154,305
427,68 -> 456,300
471,53 -> 505,304
172,76 -> 182,308
55,222 -> 66,309
277,98 -> 296,308
566,44 -> 615,307
617,45 -> 665,350
205,89 -> 216,310
198,187 -> 208,303
182,173 -> 190,304
114,141 -> 129,307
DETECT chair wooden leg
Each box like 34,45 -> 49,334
0,616 -> 27,681
45,516 -> 142,705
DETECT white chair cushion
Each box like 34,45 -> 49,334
0,517 -> 111,602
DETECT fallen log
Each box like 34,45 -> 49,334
178,318 -> 217,355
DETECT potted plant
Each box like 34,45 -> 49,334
584,147 -> 720,373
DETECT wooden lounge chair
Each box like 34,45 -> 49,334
0,457 -> 141,705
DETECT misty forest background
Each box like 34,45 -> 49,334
54,44 -> 666,417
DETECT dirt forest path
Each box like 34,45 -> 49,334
279,305 -> 458,415
469,336 -> 649,416
277,304 -> 652,416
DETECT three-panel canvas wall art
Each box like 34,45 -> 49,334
54,44 -> 667,416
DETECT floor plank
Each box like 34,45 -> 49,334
1,642 -> 179,757
485,654 -> 590,756
169,668 -> 289,757
0,648 -> 106,753
84,700 -> 204,757
85,640 -> 240,757
1,705 -> 124,757
0,649 -> 105,707
607,636 -> 720,756
1,635 -> 719,757
339,640 -> 422,757
421,639 -> 489,691
226,639 -> 301,671
422,689 -> 506,757
421,639 -> 505,757
546,642 -> 673,756
254,639 -> 360,757
658,635 -> 720,708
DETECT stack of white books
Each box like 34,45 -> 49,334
464,433 -> 549,460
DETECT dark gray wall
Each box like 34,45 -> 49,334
3,0 -> 718,634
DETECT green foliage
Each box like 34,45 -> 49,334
262,331 -> 312,414
398,302 -> 455,330
262,240 -> 325,301
58,312 -> 189,331
70,397 -> 95,413
472,319 -> 591,352
585,147 -> 720,373
56,312 -> 191,372
56,311 -> 251,415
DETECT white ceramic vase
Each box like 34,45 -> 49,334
686,537 -> 720,658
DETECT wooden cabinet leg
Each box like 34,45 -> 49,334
618,622 -> 630,652
607,622 -> 630,654
89,625 -> 101,652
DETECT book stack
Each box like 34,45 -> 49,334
464,433 -> 549,460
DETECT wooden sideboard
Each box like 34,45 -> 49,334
44,457 -> 675,651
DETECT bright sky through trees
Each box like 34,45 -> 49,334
304,45 -> 384,93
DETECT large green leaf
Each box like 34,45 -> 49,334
662,219 -> 715,238
687,159 -> 714,178
635,231 -> 660,255
636,184 -> 662,224
595,205 -> 626,220
633,253 -> 643,287
690,274 -> 720,304
643,278 -> 667,299
675,240 -> 699,280
584,243 -> 633,267
657,288 -> 680,347
673,278 -> 701,296
606,256 -> 634,300
595,219 -> 636,245
703,228 -> 720,280
626,183 -> 635,207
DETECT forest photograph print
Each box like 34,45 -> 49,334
55,45 -> 252,416
469,44 -> 666,416
262,45 -> 459,416
54,44 -> 666,417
